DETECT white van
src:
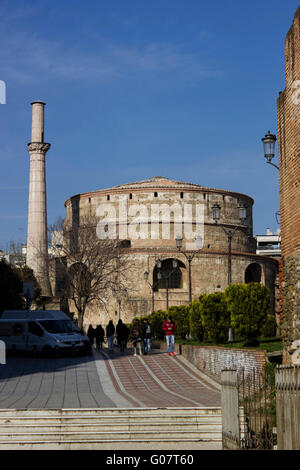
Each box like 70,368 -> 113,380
0,310 -> 91,356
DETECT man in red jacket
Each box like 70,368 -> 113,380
162,316 -> 176,356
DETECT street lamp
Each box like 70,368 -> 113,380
212,202 -> 247,342
112,287 -> 127,320
156,258 -> 178,310
262,130 -> 280,225
144,270 -> 159,313
212,202 -> 247,285
175,235 -> 203,303
262,131 -> 279,170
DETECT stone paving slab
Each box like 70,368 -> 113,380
0,354 -> 117,409
0,348 -> 221,410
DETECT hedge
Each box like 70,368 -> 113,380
129,282 -> 274,344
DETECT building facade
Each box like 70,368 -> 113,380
63,176 -> 278,329
256,228 -> 281,260
277,7 -> 300,364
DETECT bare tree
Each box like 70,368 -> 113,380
49,216 -> 133,330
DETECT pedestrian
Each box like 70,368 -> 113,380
130,322 -> 143,356
95,324 -> 104,349
117,320 -> 129,352
116,319 -> 123,349
87,324 -> 96,347
142,318 -> 152,355
106,320 -> 115,352
162,316 -> 177,356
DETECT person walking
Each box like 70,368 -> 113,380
87,324 -> 96,348
130,322 -> 143,356
116,319 -> 123,349
162,316 -> 177,356
106,320 -> 115,352
95,324 -> 104,349
116,319 -> 126,352
142,318 -> 152,355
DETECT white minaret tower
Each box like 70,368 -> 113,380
26,101 -> 52,296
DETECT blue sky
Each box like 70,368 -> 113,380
0,0 -> 298,249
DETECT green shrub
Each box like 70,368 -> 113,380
189,299 -> 205,341
0,260 -> 25,314
261,314 -> 277,338
200,292 -> 230,343
147,310 -> 168,340
224,282 -> 270,345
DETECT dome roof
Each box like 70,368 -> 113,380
65,175 -> 254,205
114,176 -> 203,190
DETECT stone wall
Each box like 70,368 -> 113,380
61,177 -> 278,328
281,253 -> 300,364
159,341 -> 267,383
71,249 -> 277,330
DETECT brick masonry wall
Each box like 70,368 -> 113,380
277,6 -> 300,258
159,341 -> 267,383
277,7 -> 300,364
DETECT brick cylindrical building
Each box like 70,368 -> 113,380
63,176 -> 277,328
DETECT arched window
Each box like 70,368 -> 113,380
245,263 -> 262,283
153,258 -> 184,290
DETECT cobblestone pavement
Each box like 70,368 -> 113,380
0,347 -> 221,409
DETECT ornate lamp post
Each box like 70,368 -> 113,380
112,287 -> 127,320
156,258 -> 178,310
212,203 -> 247,286
175,235 -> 203,303
262,131 -> 280,225
262,131 -> 279,170
212,203 -> 247,342
143,270 -> 160,313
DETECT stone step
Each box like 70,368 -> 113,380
0,438 -> 219,450
0,408 -> 222,447
0,407 -> 221,416
0,430 -> 221,441
0,415 -> 222,425
0,422 -> 221,433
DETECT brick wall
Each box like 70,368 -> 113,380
277,7 -> 300,363
277,6 -> 300,259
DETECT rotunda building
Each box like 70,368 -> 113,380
64,176 -> 278,327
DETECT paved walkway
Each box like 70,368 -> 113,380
0,348 -> 221,409
99,348 -> 221,408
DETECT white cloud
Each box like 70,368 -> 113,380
0,27 -> 221,86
